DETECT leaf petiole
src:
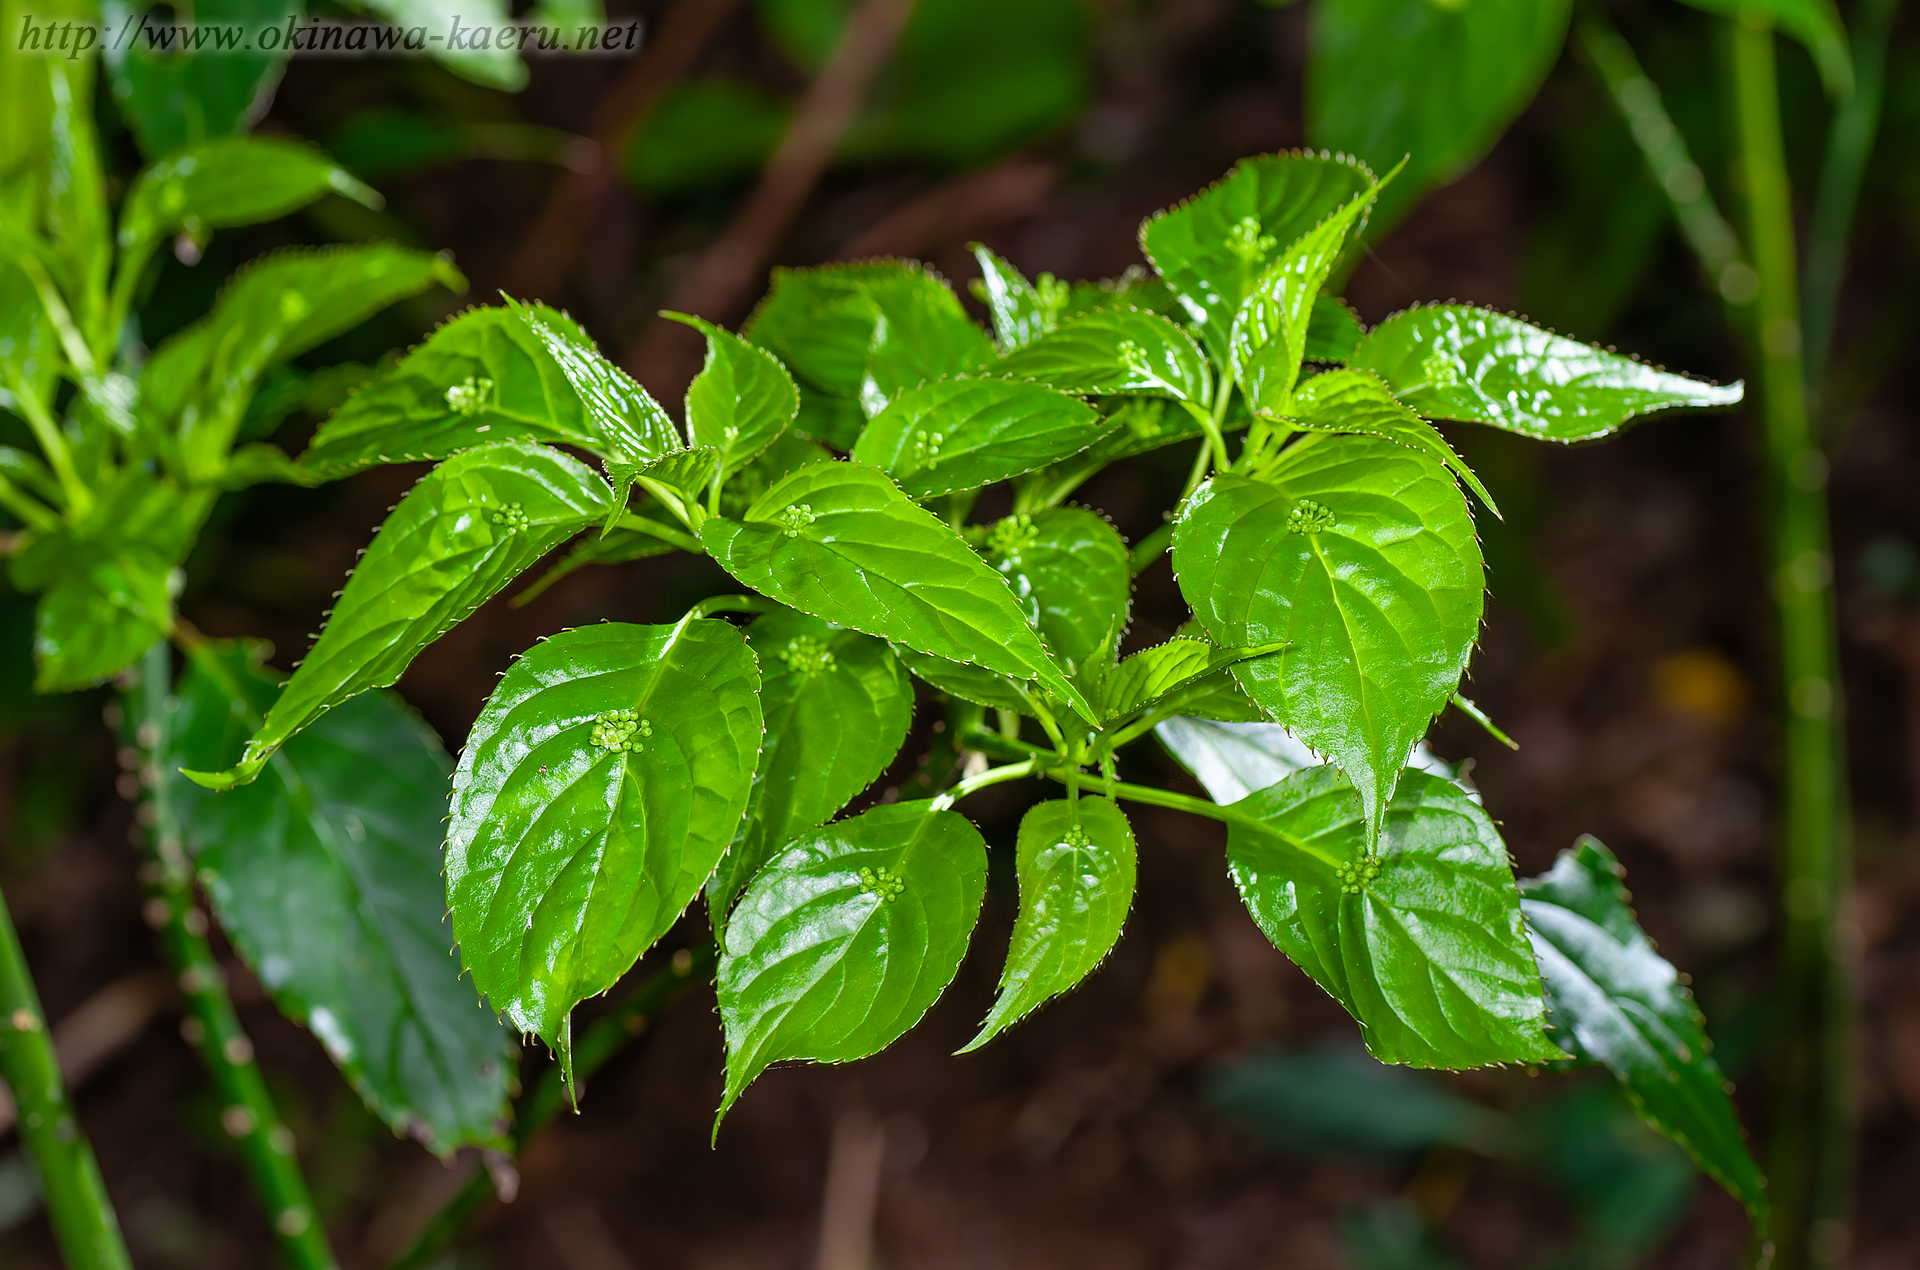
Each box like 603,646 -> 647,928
930,758 -> 1039,810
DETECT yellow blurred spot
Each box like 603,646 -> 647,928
1145,933 -> 1211,1021
1652,648 -> 1748,723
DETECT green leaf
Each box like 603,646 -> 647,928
1156,716 -> 1320,803
744,261 -> 994,422
145,245 -> 462,479
1306,294 -> 1365,363
702,461 -> 1094,718
980,507 -> 1130,673
1228,765 -> 1560,1067
992,308 -> 1212,406
718,430 -> 835,518
1347,305 -> 1744,442
507,299 -> 681,479
298,305 -> 623,479
667,311 -> 799,479
1279,368 -> 1497,515
186,440 -> 614,789
1100,638 -> 1282,725
102,0 -> 299,160
850,379 -> 1107,499
1675,0 -> 1851,98
708,609 -> 914,917
43,59 -> 110,319
969,243 -> 1062,351
345,0 -> 529,90
1139,151 -> 1376,364
0,257 -> 60,426
117,138 -> 376,277
167,643 -> 514,1154
448,619 -> 761,1056
716,802 -> 988,1121
623,78 -> 791,195
892,645 -> 1031,715
631,448 -> 719,526
962,796 -> 1135,1051
1228,184 -> 1381,415
1174,438 -> 1483,844
512,516 -> 686,606
1520,836 -> 1768,1221
1307,0 -> 1572,227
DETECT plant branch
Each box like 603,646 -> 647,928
1731,18 -> 1852,1269
931,758 -> 1038,809
123,643 -> 337,1269
387,944 -> 716,1270
1802,0 -> 1899,404
0,889 -> 130,1270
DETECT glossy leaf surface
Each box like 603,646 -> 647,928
971,244 -> 1058,351
992,308 -> 1211,406
717,803 -> 987,1119
1348,306 -> 1743,442
188,441 -> 614,788
1229,766 -> 1559,1067
1101,638 -> 1280,725
509,300 -> 680,477
709,610 -> 915,917
964,797 -> 1135,1051
168,644 -> 513,1154
1156,716 -> 1321,803
669,312 -> 800,479
701,461 -> 1092,717
448,620 -> 761,1051
981,508 -> 1131,673
116,137 -> 374,268
892,645 -> 1031,715
1282,368 -> 1496,513
1306,295 -> 1365,363
1520,836 -> 1767,1220
851,379 -> 1106,499
1174,439 -> 1482,843
300,305 -> 622,479
1140,152 -> 1375,362
1308,0 -> 1571,225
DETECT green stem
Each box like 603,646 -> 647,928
123,643 -> 338,1269
0,889 -> 131,1270
1732,19 -> 1852,1270
4,370 -> 90,518
686,593 -> 781,619
1129,521 -> 1173,576
387,944 -> 716,1270
932,758 -> 1038,809
1801,0 -> 1898,403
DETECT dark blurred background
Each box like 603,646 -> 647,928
4,0 -> 1920,1265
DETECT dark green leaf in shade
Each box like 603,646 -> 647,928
186,441 -> 614,789
744,261 -> 994,421
102,0 -> 298,160
115,137 -> 377,276
166,643 -> 514,1154
708,610 -> 914,917
1173,438 -> 1482,844
143,245 -> 462,479
850,379 -> 1107,499
623,78 -> 792,194
448,620 -> 762,1060
992,308 -> 1212,406
1347,305 -> 1744,442
716,803 -> 988,1122
1228,765 -> 1561,1067
1305,294 -> 1366,363
892,646 -> 1031,715
969,243 -> 1062,351
299,304 -> 641,480
702,461 -> 1094,718
12,467 -> 211,692
1279,368 -> 1497,514
1519,836 -> 1768,1221
1308,0 -> 1572,227
962,797 -> 1135,1050
980,507 -> 1130,673
1228,185 -> 1380,416
666,312 -> 800,479
1139,152 -> 1376,364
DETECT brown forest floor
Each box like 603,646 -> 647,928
4,1 -> 1920,1266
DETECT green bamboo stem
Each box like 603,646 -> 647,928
388,943 -> 716,1270
1731,18 -> 1853,1270
1801,0 -> 1899,402
123,643 -> 338,1269
0,888 -> 131,1270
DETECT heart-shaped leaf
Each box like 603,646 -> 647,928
447,619 -> 762,1063
717,803 -> 987,1122
667,311 -> 799,479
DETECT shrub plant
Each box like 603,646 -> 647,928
1,42 -> 1774,1261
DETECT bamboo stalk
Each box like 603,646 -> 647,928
122,643 -> 339,1269
1730,18 -> 1853,1270
0,888 -> 131,1270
